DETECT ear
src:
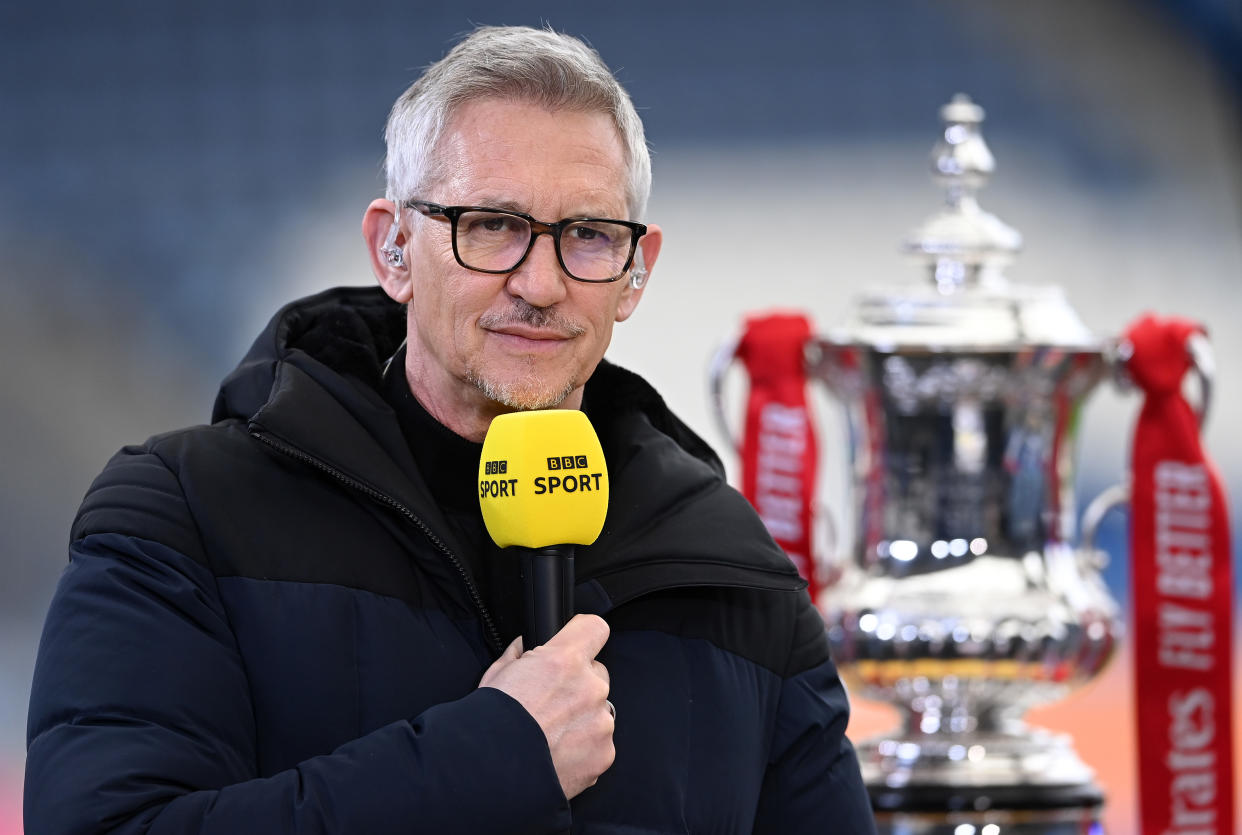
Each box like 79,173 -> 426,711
362,199 -> 412,304
615,223 -> 662,323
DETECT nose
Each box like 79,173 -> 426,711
506,232 -> 569,308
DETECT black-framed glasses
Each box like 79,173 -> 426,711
405,200 -> 646,283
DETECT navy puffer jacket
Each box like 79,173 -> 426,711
26,287 -> 875,834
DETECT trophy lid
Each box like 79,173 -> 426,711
834,95 -> 1097,350
905,94 -> 1022,268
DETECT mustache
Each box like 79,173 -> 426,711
478,302 -> 587,337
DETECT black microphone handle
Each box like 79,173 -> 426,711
520,544 -> 576,649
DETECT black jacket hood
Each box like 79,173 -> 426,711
214,286 -> 406,426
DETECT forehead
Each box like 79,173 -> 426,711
431,98 -> 629,215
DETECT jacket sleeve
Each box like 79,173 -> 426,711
752,599 -> 877,834
25,446 -> 570,835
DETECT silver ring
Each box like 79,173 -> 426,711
605,700 -> 616,720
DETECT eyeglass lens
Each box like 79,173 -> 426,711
455,210 -> 633,281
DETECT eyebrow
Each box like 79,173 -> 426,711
464,197 -> 623,220
475,198 -> 528,214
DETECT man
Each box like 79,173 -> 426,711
26,25 -> 874,834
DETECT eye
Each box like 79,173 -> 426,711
461,211 -> 527,237
567,222 -> 618,246
479,216 -> 509,232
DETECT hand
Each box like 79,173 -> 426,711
479,614 -> 615,799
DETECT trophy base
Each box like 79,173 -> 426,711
873,805 -> 1102,835
859,724 -> 1105,834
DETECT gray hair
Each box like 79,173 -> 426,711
384,25 -> 652,221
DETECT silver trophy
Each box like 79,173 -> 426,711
709,95 -> 1215,833
811,94 -> 1120,834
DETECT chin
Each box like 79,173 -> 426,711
468,369 -> 577,411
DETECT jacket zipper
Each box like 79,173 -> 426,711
248,425 -> 504,653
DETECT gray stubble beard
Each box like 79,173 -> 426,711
465,364 -> 577,411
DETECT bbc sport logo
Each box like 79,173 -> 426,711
546,455 -> 589,471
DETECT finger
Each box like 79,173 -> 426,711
546,613 -> 610,659
478,635 -> 524,687
500,634 -> 524,660
590,659 -> 609,689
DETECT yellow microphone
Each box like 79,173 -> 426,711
479,409 -> 609,647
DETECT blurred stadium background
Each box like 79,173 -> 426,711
2,1 -> 1239,831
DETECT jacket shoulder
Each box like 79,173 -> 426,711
70,422 -> 247,563
607,582 -> 830,679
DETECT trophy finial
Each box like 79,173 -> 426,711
905,94 -> 1021,292
933,93 -> 993,195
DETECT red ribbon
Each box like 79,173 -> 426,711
1126,314 -> 1234,835
735,312 -> 820,602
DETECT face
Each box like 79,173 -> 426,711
368,97 -> 662,439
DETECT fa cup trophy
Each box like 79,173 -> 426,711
813,94 -> 1119,834
713,95 -> 1162,833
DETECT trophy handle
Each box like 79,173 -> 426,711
1112,332 -> 1214,427
1082,333 -> 1216,555
707,335 -> 742,453
815,501 -> 845,589
707,335 -> 834,453
1186,331 -> 1214,429
1080,482 -> 1129,559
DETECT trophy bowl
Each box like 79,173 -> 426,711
814,331 -> 1121,831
